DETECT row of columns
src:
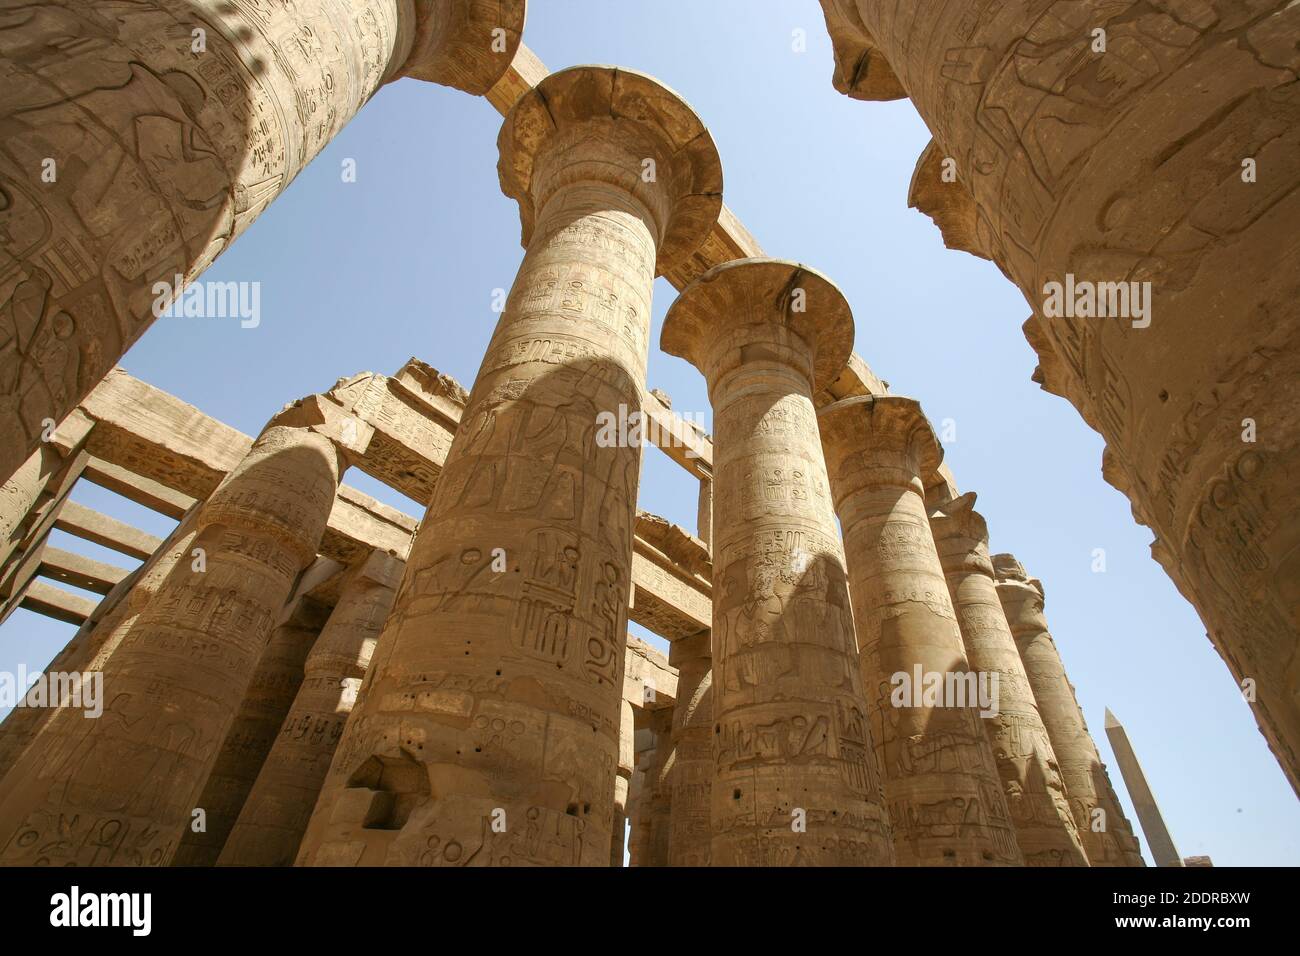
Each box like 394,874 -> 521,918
0,59 -> 1143,867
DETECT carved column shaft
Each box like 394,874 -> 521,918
666,629 -> 712,866
0,423 -> 339,865
293,66 -> 721,867
994,554 -> 1145,867
663,258 -> 894,866
217,551 -> 400,866
931,494 -> 1088,866
819,396 -> 1021,865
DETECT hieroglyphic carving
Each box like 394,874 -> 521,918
0,424 -> 339,865
820,395 -> 1021,865
662,257 -> 894,866
293,66 -> 722,867
994,553 -> 1145,866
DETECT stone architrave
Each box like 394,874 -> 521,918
0,0 -> 525,485
293,65 -> 722,867
666,629 -> 712,866
993,553 -> 1145,867
0,423 -> 340,865
818,1 -> 1300,794
930,492 -> 1088,866
171,605 -> 330,867
662,257 -> 894,867
818,395 -> 1021,866
0,508 -> 201,783
217,551 -> 402,866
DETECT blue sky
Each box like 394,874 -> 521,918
3,0 -> 1294,865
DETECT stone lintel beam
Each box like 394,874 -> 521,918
79,369 -> 252,499
631,527 -> 712,641
53,501 -> 163,561
37,547 -> 129,596
18,581 -> 97,627
817,0 -> 907,101
321,486 -> 418,565
82,459 -> 197,520
642,389 -> 713,480
623,636 -> 679,712
397,0 -> 526,93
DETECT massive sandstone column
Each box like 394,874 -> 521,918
0,421 -> 339,865
218,550 -> 401,866
0,507 -> 200,782
930,492 -> 1088,866
666,629 -> 712,866
993,553 -> 1145,866
294,65 -> 722,867
171,600 -> 330,867
818,1 -> 1300,793
818,395 -> 1021,866
0,0 -> 524,484
662,258 -> 894,867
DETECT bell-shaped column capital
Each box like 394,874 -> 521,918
498,65 -> 722,274
930,490 -> 996,577
661,257 -> 853,394
818,394 -> 941,501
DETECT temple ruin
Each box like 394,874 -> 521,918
0,0 -> 1293,866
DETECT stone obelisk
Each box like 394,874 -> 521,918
819,395 -> 1021,866
930,492 -> 1088,866
1104,708 -> 1182,868
294,65 -> 723,867
662,257 -> 894,866
993,553 -> 1145,866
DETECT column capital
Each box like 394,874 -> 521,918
992,552 -> 1046,600
661,258 -> 853,394
498,65 -> 722,274
818,394 -> 941,499
396,0 -> 526,93
930,490 -> 995,578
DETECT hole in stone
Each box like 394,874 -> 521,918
344,752 -> 430,831
733,789 -> 741,800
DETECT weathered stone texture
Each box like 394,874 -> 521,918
663,258 -> 894,866
819,395 -> 1021,866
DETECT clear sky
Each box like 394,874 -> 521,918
2,0 -> 1295,865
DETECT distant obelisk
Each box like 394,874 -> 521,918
1104,709 -> 1183,867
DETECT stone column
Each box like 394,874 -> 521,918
294,65 -> 722,867
643,708 -> 675,867
819,1 -> 1300,795
217,550 -> 401,866
697,478 -> 713,552
666,629 -> 712,866
930,492 -> 1088,866
0,507 -> 200,782
0,422 -> 339,865
818,395 -> 1021,866
611,698 -> 634,867
170,602 -> 330,867
0,0 -> 525,484
993,553 -> 1145,867
662,257 -> 894,867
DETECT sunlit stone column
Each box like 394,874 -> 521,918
819,1 -> 1300,794
0,422 -> 339,865
930,493 -> 1088,866
0,509 -> 200,783
666,629 -> 712,866
819,395 -> 1021,866
171,606 -> 329,867
662,258 -> 894,867
610,699 -> 634,867
0,0 -> 524,484
993,553 -> 1145,867
218,550 -> 401,866
295,65 -> 722,867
